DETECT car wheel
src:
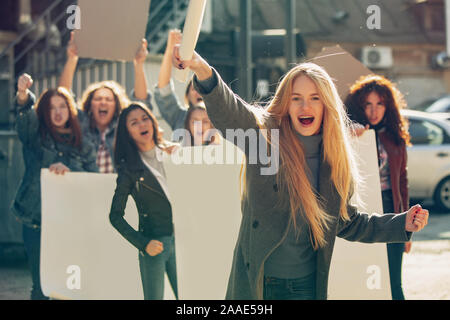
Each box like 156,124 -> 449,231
434,176 -> 450,212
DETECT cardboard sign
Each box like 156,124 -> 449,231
311,45 -> 373,101
74,0 -> 151,61
312,48 -> 390,299
164,143 -> 244,299
40,141 -> 243,299
40,171 -> 173,299
40,134 -> 390,299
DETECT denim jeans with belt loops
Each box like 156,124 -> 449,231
138,235 -> 178,300
263,272 -> 316,300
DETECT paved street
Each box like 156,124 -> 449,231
1,203 -> 449,300
0,261 -> 30,300
402,201 -> 450,300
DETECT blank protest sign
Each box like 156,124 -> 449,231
74,0 -> 150,61
312,47 -> 391,299
39,141 -> 244,300
328,131 -> 391,299
163,142 -> 244,299
40,171 -> 175,300
40,138 -> 389,299
311,45 -> 373,101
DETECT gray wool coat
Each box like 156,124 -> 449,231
193,69 -> 412,300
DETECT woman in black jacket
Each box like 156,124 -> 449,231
109,102 -> 178,300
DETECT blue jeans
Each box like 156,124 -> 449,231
263,272 -> 316,300
138,235 -> 178,300
22,224 -> 48,300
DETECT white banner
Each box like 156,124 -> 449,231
40,133 -> 390,299
328,130 -> 391,299
40,140 -> 243,299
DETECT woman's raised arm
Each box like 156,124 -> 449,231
133,38 -> 149,101
173,47 -> 260,134
59,31 -> 78,91
158,30 -> 182,89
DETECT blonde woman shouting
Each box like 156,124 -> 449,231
173,49 -> 429,300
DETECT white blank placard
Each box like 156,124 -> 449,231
40,133 -> 390,299
328,130 -> 391,300
174,0 -> 207,82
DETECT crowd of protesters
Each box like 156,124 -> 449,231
11,29 -> 429,301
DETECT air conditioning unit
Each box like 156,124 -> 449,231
361,46 -> 393,69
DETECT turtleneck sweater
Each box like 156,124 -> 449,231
264,132 -> 323,279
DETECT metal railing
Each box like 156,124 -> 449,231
147,0 -> 190,54
0,0 -> 68,64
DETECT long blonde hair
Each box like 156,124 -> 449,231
256,63 -> 360,249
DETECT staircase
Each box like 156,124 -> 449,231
0,0 -> 190,129
147,0 -> 190,54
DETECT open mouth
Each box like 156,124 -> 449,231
298,115 -> 315,125
140,130 -> 149,136
98,109 -> 109,116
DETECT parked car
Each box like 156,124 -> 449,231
430,113 -> 450,122
425,95 -> 450,114
412,97 -> 440,112
401,109 -> 450,211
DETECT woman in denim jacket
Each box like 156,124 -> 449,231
13,74 -> 98,300
59,32 -> 154,173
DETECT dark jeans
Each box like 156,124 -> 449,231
382,189 -> 405,300
22,224 -> 48,300
263,272 -> 316,300
138,235 -> 178,300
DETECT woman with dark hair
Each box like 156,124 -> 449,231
109,102 -> 178,300
13,73 -> 98,300
345,74 -> 411,300
59,31 -> 153,173
182,102 -> 221,146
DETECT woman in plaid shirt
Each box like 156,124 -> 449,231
59,32 -> 153,173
